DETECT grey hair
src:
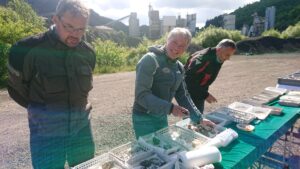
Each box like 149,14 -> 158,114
167,27 -> 192,45
216,39 -> 236,49
56,0 -> 89,18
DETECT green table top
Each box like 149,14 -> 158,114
216,103 -> 300,169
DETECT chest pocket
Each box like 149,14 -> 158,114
154,67 -> 175,88
76,66 -> 93,92
40,67 -> 67,94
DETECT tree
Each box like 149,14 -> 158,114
7,0 -> 45,30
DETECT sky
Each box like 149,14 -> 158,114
82,0 -> 259,28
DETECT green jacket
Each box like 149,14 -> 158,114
133,46 -> 202,122
7,27 -> 96,136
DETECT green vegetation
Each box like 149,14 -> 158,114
260,21 -> 300,39
262,29 -> 281,38
0,42 -> 11,87
193,26 -> 245,48
282,22 -> 300,39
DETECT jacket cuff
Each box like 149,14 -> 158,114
204,92 -> 210,99
169,103 -> 174,115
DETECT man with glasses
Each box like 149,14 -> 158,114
7,0 -> 95,168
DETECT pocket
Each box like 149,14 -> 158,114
76,66 -> 93,92
41,67 -> 67,94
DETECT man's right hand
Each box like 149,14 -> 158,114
171,105 -> 189,117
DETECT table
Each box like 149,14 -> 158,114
276,84 -> 300,91
216,102 -> 300,169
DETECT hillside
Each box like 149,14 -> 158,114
205,0 -> 300,31
0,0 -> 128,33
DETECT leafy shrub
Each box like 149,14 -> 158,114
93,39 -> 130,73
0,1 -> 45,44
282,21 -> 300,38
262,29 -> 282,38
194,26 -> 245,48
0,42 -> 11,87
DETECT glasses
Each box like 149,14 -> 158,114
58,17 -> 86,34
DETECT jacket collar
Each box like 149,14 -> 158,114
148,45 -> 178,64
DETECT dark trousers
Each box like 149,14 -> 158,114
30,124 -> 95,169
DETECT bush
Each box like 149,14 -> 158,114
0,42 -> 11,87
228,30 -> 246,42
282,21 -> 300,39
194,26 -> 245,48
8,0 -> 45,30
93,39 -> 131,73
262,29 -> 282,38
0,2 -> 45,44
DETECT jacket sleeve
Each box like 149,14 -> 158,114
7,43 -> 32,108
175,69 -> 203,123
135,54 -> 173,115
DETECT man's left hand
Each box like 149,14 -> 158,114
206,93 -> 217,103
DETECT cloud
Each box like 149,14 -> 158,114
152,0 -> 258,10
83,0 -> 130,11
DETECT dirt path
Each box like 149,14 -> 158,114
0,53 -> 300,168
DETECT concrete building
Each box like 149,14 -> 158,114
248,12 -> 265,37
265,6 -> 276,31
162,16 -> 176,35
176,15 -> 187,28
148,4 -> 161,39
187,14 -> 197,35
129,12 -> 140,37
241,24 -> 249,36
223,14 -> 236,30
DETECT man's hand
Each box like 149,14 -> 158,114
200,118 -> 215,127
206,93 -> 217,103
171,105 -> 189,117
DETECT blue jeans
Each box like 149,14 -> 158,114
30,124 -> 95,169
132,112 -> 168,139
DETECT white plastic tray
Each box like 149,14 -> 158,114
155,125 -> 210,150
228,102 -> 271,120
126,151 -> 175,169
109,141 -> 151,164
175,118 -> 226,139
71,153 -> 125,169
213,107 -> 256,124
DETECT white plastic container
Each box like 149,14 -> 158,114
178,146 -> 221,169
71,153 -> 125,169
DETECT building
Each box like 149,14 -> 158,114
186,14 -> 197,35
162,16 -> 176,35
241,24 -> 249,36
265,6 -> 276,31
248,12 -> 265,37
223,14 -> 236,30
176,15 -> 187,28
148,4 -> 161,39
129,12 -> 140,37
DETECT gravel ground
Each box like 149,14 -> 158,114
0,53 -> 300,169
